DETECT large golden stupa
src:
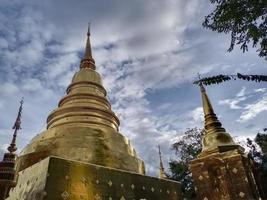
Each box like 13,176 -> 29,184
17,26 -> 145,174
3,27 -> 181,200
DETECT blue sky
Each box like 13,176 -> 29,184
0,0 -> 266,176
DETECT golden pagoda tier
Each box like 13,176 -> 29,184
17,27 -> 145,175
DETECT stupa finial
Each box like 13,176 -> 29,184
7,98 -> 23,153
80,23 -> 96,69
87,22 -> 91,36
197,73 -> 221,129
199,83 -> 218,120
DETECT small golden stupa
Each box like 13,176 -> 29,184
4,26 -> 181,200
198,83 -> 238,154
158,145 -> 167,179
190,84 -> 261,200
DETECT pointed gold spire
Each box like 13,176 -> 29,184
199,84 -> 236,153
200,84 -> 225,133
8,98 -> 23,153
80,23 -> 96,70
84,23 -> 92,59
0,99 -> 23,199
158,145 -> 167,179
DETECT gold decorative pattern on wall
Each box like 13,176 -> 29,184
7,157 -> 181,200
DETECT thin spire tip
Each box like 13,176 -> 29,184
87,22 -> 91,36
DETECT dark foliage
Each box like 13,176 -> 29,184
247,131 -> 267,197
194,73 -> 267,86
246,138 -> 263,163
255,132 -> 267,153
203,0 -> 267,59
254,132 -> 267,176
169,128 -> 204,199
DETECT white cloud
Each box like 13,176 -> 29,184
1,144 -> 9,154
239,96 -> 267,122
21,78 -> 43,92
254,88 -> 266,93
219,97 -> 246,109
190,107 -> 204,125
217,87 -> 267,123
0,82 -> 19,96
236,87 -> 246,97
219,87 -> 247,109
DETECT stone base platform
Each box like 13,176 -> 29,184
7,157 -> 181,200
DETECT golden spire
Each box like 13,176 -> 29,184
199,83 -> 236,152
46,25 -> 120,131
158,145 -> 167,179
200,84 -> 225,133
0,99 -> 23,199
80,23 -> 96,70
8,98 -> 23,153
